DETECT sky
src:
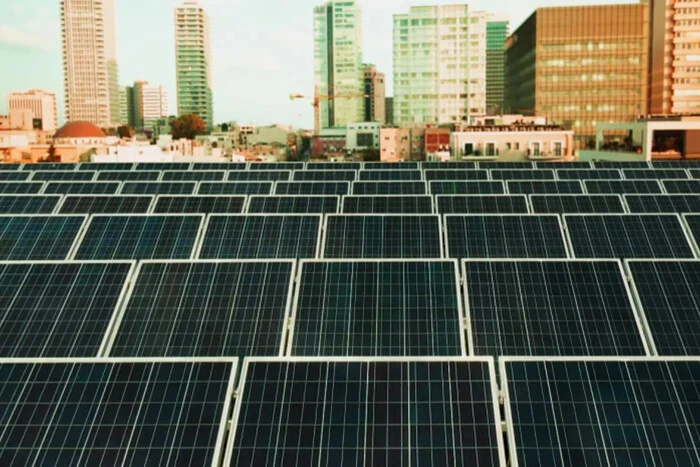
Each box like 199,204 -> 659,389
0,0 -> 637,129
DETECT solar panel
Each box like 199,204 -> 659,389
306,162 -> 362,170
22,163 -> 78,171
683,214 -> 700,252
429,180 -> 505,195
199,181 -> 274,195
198,215 -> 322,259
78,162 -> 134,171
341,195 -> 434,213
120,181 -> 196,195
564,214 -> 696,258
358,170 -> 423,181
0,195 -> 62,214
584,179 -> 663,194
248,162 -> 304,171
464,260 -> 647,358
135,162 -> 192,170
363,161 -> 419,169
445,214 -> 569,258
288,260 -> 465,356
96,170 -> 161,181
627,260 -> 700,355
0,172 -> 31,181
73,214 -> 204,260
275,181 -> 350,195
0,215 -> 86,260
0,261 -> 134,357
623,168 -> 690,179
530,194 -> 626,214
0,164 -> 22,171
624,194 -> 700,213
423,169 -> 489,181
226,358 -> 505,466
478,161 -> 534,169
227,170 -> 291,182
58,195 -> 154,214
662,179 -> 700,194
152,195 -> 247,213
535,161 -> 592,169
422,161 -> 477,169
43,181 -> 121,195
292,170 -> 357,182
322,214 -> 443,258
491,169 -> 555,180
502,358 -> 700,467
555,169 -> 622,180
652,161 -> 700,168
0,182 -> 45,194
192,162 -> 248,170
247,195 -> 340,213
507,180 -> 585,194
107,260 -> 295,358
31,171 -> 96,182
593,160 -> 650,168
352,181 -> 426,195
436,195 -> 529,214
0,358 -> 236,465
161,170 -> 226,181
692,169 -> 700,179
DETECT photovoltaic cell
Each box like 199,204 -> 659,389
248,162 -> 304,171
0,195 -> 62,214
445,215 -> 568,258
691,169 -> 700,179
74,215 -> 203,260
341,195 -> 434,213
536,161 -> 592,169
199,181 -> 273,195
585,179 -> 663,194
479,161 -> 533,169
564,214 -> 696,258
352,181 -> 426,195
0,261 -> 133,357
58,195 -> 154,214
228,359 -> 504,466
0,164 -> 22,171
429,181 -> 505,195
97,170 -> 161,181
593,161 -> 650,169
31,171 -> 96,182
120,181 -> 196,195
22,163 -> 78,171
0,359 -> 235,465
247,195 -> 339,213
530,194 -> 626,214
0,215 -> 86,260
0,172 -> 31,181
423,169 -> 489,181
152,195 -> 246,213
192,162 -> 247,170
503,358 -> 700,467
108,260 -> 294,358
289,260 -> 464,356
199,215 -> 321,259
135,162 -> 191,170
683,214 -> 700,252
628,260 -> 700,355
275,181 -> 350,195
227,170 -> 291,182
322,215 -> 442,258
555,169 -> 622,180
422,161 -> 477,169
436,195 -> 529,214
306,162 -> 362,170
464,260 -> 647,358
624,194 -> 700,213
358,170 -> 423,181
363,161 -> 419,169
161,170 -> 226,181
43,182 -> 121,195
292,170 -> 356,182
0,182 -> 45,194
79,162 -> 134,171
652,161 -> 700,169
623,168 -> 689,179
507,180 -> 584,194
662,179 -> 700,194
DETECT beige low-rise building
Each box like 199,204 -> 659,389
380,128 -> 411,162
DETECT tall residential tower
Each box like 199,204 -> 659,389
364,64 -> 386,124
60,0 -> 120,127
314,0 -> 364,128
175,0 -> 213,130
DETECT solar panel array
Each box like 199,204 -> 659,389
0,159 -> 699,465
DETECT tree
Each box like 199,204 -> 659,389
171,114 -> 206,140
117,125 -> 134,139
220,123 -> 229,132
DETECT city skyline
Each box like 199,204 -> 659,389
1,0 -> 640,128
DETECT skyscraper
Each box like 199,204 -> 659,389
60,0 -> 120,127
8,89 -> 58,132
175,0 -> 213,130
648,0 -> 700,115
393,5 -> 503,125
314,0 -> 364,128
364,64 -> 386,124
486,19 -> 509,114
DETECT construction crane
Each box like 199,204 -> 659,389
290,84 -> 368,135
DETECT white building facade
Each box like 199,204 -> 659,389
141,84 -> 169,130
8,90 -> 58,132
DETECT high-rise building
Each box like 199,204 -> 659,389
364,64 -> 386,124
8,89 -> 58,132
118,86 -> 133,127
648,0 -> 700,115
393,5 -> 503,125
385,97 -> 394,126
505,4 -> 650,146
314,0 -> 364,128
140,84 -> 169,130
175,0 -> 213,130
60,0 -> 120,127
486,19 -> 509,114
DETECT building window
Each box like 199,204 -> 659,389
530,142 -> 541,156
553,141 -> 563,157
485,142 -> 497,156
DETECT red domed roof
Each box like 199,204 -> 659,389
55,121 -> 106,139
